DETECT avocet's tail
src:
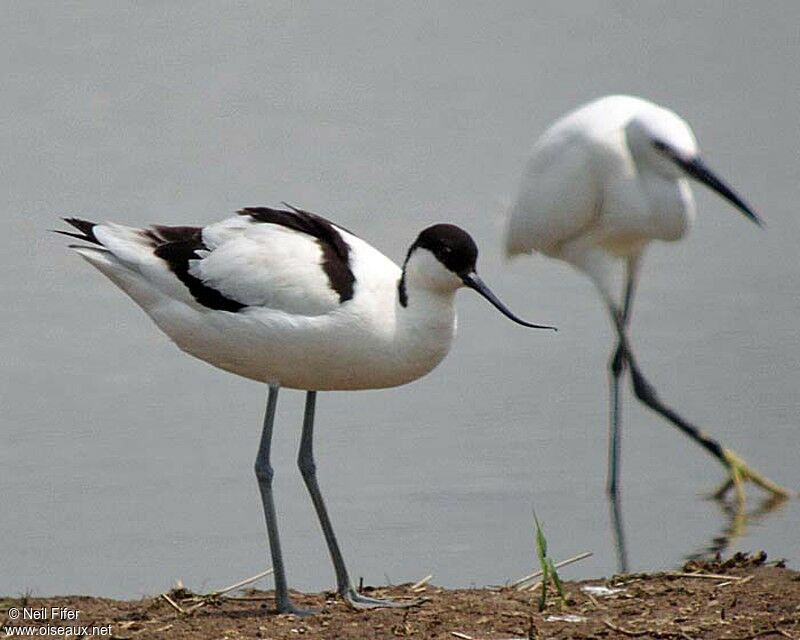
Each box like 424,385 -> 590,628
55,217 -> 181,313
55,216 -> 239,369
55,217 -> 103,246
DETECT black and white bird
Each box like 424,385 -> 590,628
58,205 -> 555,615
505,95 -> 788,501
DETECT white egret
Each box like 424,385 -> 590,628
505,95 -> 788,501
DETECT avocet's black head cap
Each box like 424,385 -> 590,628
402,223 -> 557,331
412,223 -> 479,276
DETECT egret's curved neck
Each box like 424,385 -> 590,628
638,171 -> 695,240
638,168 -> 686,207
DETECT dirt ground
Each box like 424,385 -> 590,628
2,554 -> 798,639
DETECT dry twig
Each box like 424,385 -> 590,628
160,592 -> 186,615
410,575 -> 433,592
664,571 -> 746,581
511,551 -> 592,590
603,619 -> 693,639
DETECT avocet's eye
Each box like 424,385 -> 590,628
652,139 -> 668,152
441,246 -> 453,254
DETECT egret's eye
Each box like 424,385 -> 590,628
652,139 -> 669,152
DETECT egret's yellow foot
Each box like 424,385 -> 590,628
713,448 -> 791,503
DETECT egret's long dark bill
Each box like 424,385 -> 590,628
676,156 -> 763,227
462,272 -> 557,331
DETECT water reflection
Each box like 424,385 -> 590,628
685,495 -> 788,563
609,490 -> 788,574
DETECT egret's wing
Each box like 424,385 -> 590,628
506,131 -> 602,257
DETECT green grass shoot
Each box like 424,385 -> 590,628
533,512 -> 566,611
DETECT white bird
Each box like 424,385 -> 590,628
505,95 -> 788,501
58,205 -> 554,615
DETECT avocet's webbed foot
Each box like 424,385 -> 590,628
342,587 -> 425,610
275,600 -> 318,617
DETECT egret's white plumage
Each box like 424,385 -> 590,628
505,95 -> 785,501
506,95 -> 707,306
60,205 -> 553,614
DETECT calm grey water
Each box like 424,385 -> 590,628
2,2 -> 799,598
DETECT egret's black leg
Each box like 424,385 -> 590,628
607,342 -> 624,495
610,321 -> 790,502
254,384 -> 315,616
607,491 -> 629,574
606,256 -> 640,495
298,392 -> 422,610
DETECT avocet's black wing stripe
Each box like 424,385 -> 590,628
239,206 -> 356,303
146,224 -> 208,244
145,225 -> 247,313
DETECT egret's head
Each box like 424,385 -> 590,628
625,105 -> 762,227
399,224 -> 556,330
626,107 -> 699,178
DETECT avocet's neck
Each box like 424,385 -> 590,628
394,249 -> 461,361
397,277 -> 458,326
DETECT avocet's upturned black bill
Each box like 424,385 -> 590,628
461,272 -> 556,330
505,94 -> 788,503
57,205 -> 555,616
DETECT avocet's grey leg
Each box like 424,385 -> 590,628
255,383 -> 315,616
298,391 -> 422,610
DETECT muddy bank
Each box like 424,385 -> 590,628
2,555 -> 798,639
